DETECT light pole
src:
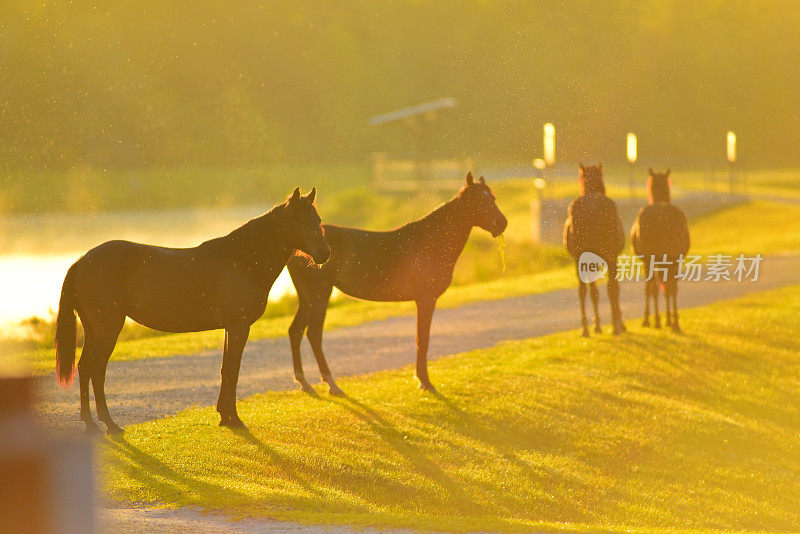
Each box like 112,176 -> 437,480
626,133 -> 637,199
543,122 -> 555,164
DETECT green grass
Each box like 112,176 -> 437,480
690,201 -> 800,255
0,163 -> 372,215
102,284 -> 800,532
670,168 -> 800,199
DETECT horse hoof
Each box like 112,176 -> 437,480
672,325 -> 682,334
219,414 -> 247,429
104,422 -> 124,434
418,381 -> 438,393
84,421 -> 103,435
581,329 -> 590,338
296,379 -> 318,396
594,325 -> 602,334
620,323 -> 627,333
642,319 -> 650,327
328,384 -> 345,396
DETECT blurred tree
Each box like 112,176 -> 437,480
0,0 -> 798,172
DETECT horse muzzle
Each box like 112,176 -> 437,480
311,244 -> 331,265
490,215 -> 508,238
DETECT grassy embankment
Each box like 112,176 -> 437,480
103,283 -> 800,532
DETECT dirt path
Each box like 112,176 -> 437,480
99,505 -> 419,534
37,254 -> 800,434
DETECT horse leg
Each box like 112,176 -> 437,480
663,285 -> 673,328
578,281 -> 589,337
77,345 -> 101,434
306,290 -> 343,396
652,280 -> 661,328
607,262 -> 625,334
288,298 -> 315,394
671,280 -> 682,333
590,282 -> 601,333
89,316 -> 124,433
217,323 -> 250,428
415,298 -> 437,392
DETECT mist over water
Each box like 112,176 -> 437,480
0,205 -> 298,334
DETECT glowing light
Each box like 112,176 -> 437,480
626,133 -> 637,163
533,158 -> 546,170
727,131 -> 736,163
543,123 -> 555,166
533,178 -> 546,190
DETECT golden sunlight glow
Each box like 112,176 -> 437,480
727,131 -> 737,163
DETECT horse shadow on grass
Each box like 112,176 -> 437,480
225,427 -> 324,498
322,393 -> 482,515
103,434 -> 249,507
428,391 -> 607,523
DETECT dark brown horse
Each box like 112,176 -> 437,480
630,168 -> 690,332
563,163 -> 626,336
286,173 -> 507,395
55,188 -> 329,432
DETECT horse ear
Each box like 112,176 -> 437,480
665,168 -> 671,177
598,162 -> 603,171
579,162 -> 584,175
290,187 -> 301,202
479,176 -> 486,185
304,187 -> 316,203
466,172 -> 474,185
648,167 -> 654,176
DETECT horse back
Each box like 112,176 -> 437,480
632,204 -> 690,257
290,223 -> 447,302
564,194 -> 624,260
72,240 -> 265,332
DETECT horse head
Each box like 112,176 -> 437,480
285,187 -> 330,264
458,172 -> 507,237
647,168 -> 671,204
579,162 -> 606,195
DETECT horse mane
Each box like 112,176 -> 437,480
648,175 -> 671,204
200,201 -> 285,254
579,166 -> 606,195
580,175 -> 606,195
230,203 -> 284,243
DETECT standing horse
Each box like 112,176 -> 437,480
286,173 -> 507,395
55,187 -> 329,432
630,168 -> 690,332
563,163 -> 626,336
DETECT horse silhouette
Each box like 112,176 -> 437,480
286,173 -> 507,395
630,168 -> 690,332
55,187 -> 329,432
563,163 -> 626,336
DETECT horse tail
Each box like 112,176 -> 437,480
55,263 -> 79,386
